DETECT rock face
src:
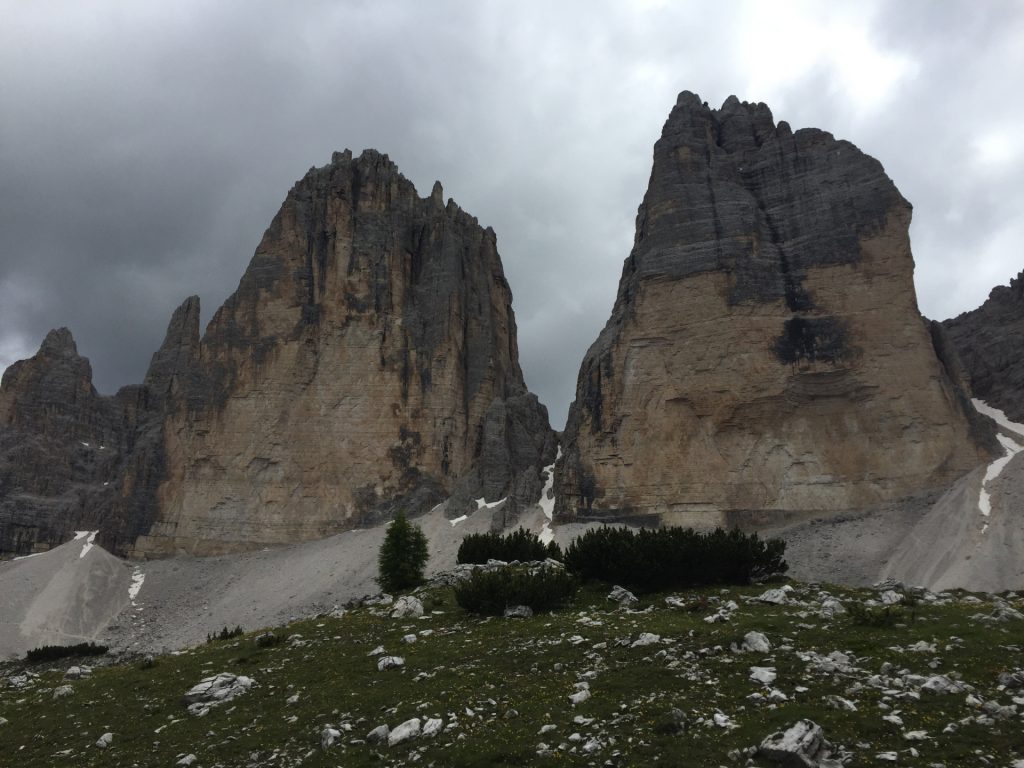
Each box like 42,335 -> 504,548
1,150 -> 554,557
556,92 -> 990,526
942,270 -> 1024,422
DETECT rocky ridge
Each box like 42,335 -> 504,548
0,150 -> 555,557
942,269 -> 1024,423
556,91 -> 993,526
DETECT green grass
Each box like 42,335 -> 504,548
1,582 -> 1022,767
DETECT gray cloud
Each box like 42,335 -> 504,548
1,1 -> 1022,428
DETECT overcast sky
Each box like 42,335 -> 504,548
2,1 -> 1022,429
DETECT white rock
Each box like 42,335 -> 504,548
876,751 -> 899,762
176,756 -> 198,767
824,695 -> 857,711
750,666 -> 777,685
182,673 -> 255,716
286,693 -> 300,705
422,717 -> 443,737
403,634 -> 418,643
880,590 -> 903,605
391,595 -> 424,619
368,645 -> 386,656
569,689 -> 591,705
377,655 -> 405,671
903,730 -> 928,741
607,585 -> 639,607
0,717 -> 7,726
95,732 -> 113,749
388,717 -> 421,746
582,738 -> 601,753
538,724 -> 557,735
321,727 -> 341,748
820,598 -> 846,618
52,684 -> 74,699
742,631 -> 771,652
712,712 -> 734,728
631,632 -> 661,648
758,719 -> 834,767
882,714 -> 903,726
366,724 -> 390,743
907,640 -> 936,653
754,588 -> 789,605
504,605 -> 533,619
64,665 -> 90,680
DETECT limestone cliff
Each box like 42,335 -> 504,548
0,150 -> 554,557
942,270 -> 1024,422
556,92 -> 990,525
133,149 -> 554,555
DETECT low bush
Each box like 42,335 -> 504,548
457,527 -> 562,565
206,625 -> 244,644
255,632 -> 286,648
454,566 -> 578,615
25,642 -> 108,663
847,602 -> 904,627
563,525 -> 787,594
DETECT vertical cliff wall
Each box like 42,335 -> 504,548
555,92 -> 989,525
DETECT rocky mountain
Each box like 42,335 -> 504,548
0,150 -> 555,557
556,92 -> 994,526
942,270 -> 1024,423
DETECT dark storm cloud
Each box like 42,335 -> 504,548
2,1 -> 1022,428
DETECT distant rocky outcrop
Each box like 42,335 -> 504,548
0,150 -> 555,557
556,92 -> 992,526
942,270 -> 1024,423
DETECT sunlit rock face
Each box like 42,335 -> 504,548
134,150 -> 555,555
555,92 -> 990,527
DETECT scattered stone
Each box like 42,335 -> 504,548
322,727 -> 341,748
608,585 -> 639,607
377,656 -> 405,671
754,588 -> 789,605
391,596 -> 424,619
64,665 -> 91,680
824,695 -> 857,712
820,599 -> 846,618
741,631 -> 771,653
368,645 -> 385,656
182,672 -> 255,716
403,633 -> 418,643
504,605 -> 533,619
570,683 -> 591,705
388,717 -> 421,746
52,684 -> 74,699
880,590 -> 903,605
750,667 -> 778,685
95,732 -> 113,749
758,719 -> 842,768
366,725 -> 390,744
903,730 -> 928,741
176,756 -> 198,767
631,633 -> 661,648
422,718 -> 443,737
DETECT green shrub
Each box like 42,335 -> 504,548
454,566 -> 579,615
255,632 -> 285,648
206,625 -> 244,644
377,510 -> 429,593
563,525 -> 787,594
25,642 -> 108,663
847,601 -> 904,627
457,527 -> 562,564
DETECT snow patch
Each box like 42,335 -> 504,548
78,531 -> 98,559
978,433 -> 1023,520
129,569 -> 145,603
449,515 -> 468,527
474,497 -> 506,510
537,446 -> 561,545
973,398 -> 1024,441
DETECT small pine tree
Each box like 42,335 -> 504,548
377,510 -> 429,593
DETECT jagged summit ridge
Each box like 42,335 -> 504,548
0,149 -> 555,557
556,91 -> 989,524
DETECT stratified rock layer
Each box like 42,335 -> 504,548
1,150 -> 554,557
556,92 -> 989,526
135,150 -> 554,555
942,270 -> 1024,423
